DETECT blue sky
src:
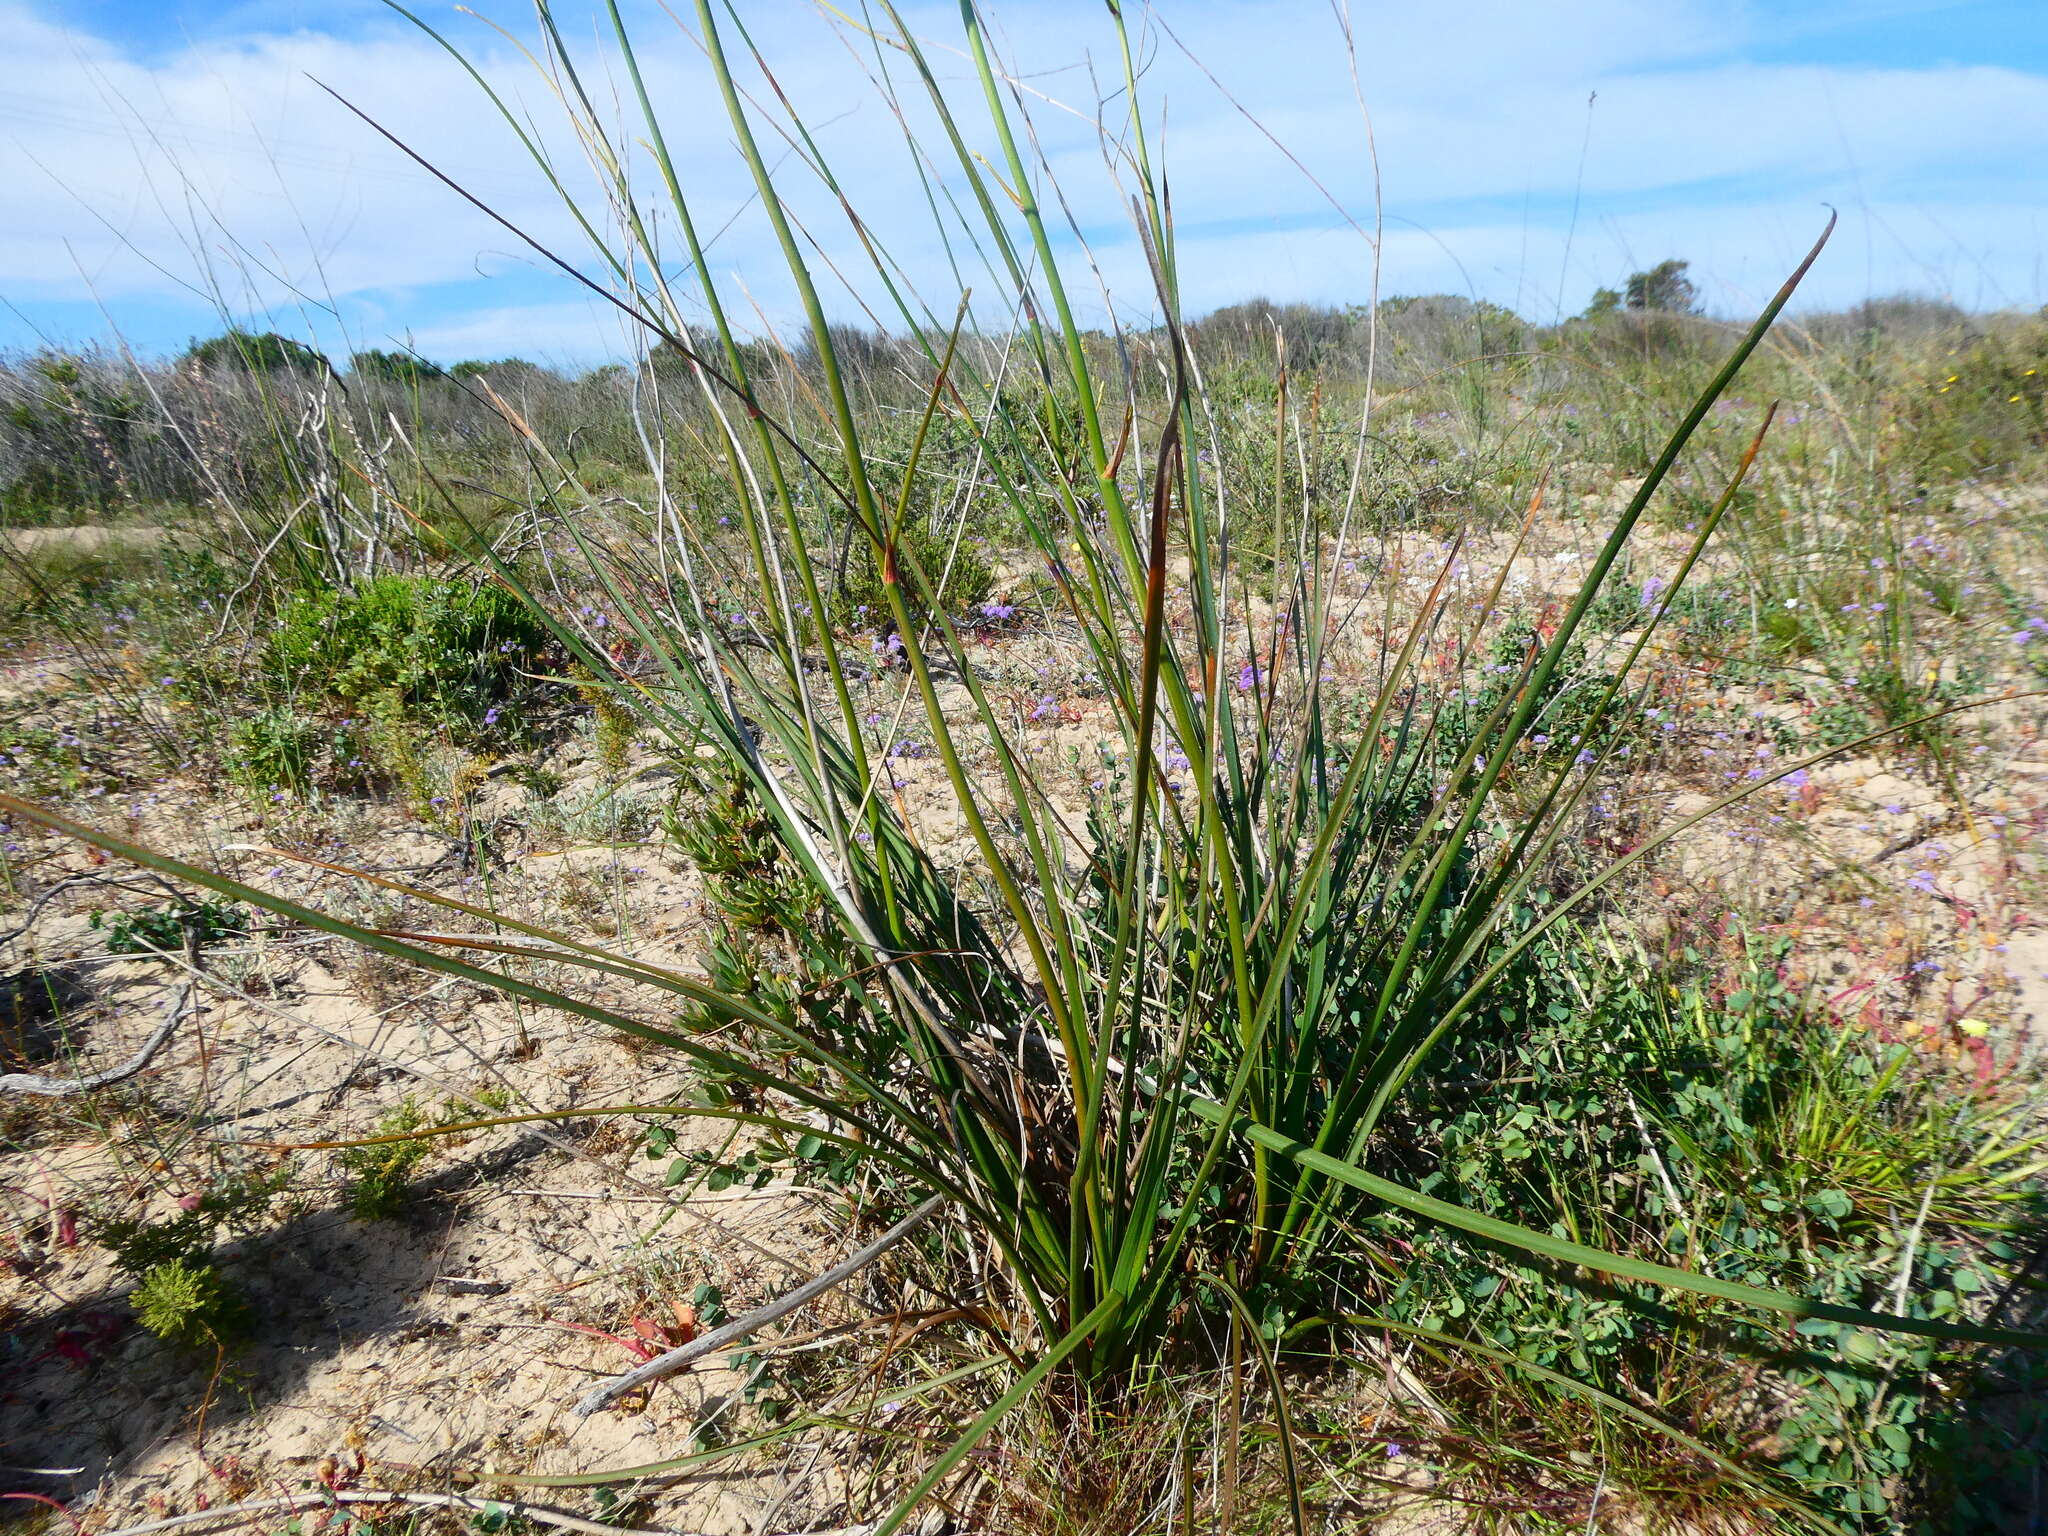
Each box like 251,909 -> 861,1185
55,0 -> 2048,79
3,0 -> 2044,367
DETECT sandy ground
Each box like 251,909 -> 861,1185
2,526 -> 167,555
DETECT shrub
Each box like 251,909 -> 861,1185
1582,258 -> 1701,319
1381,930 -> 2042,1520
348,349 -> 445,387
226,704 -> 321,796
337,1098 -> 438,1219
0,719 -> 118,798
99,1168 -> 286,1351
183,331 -> 330,375
97,1166 -> 291,1276
89,899 -> 248,956
264,573 -> 548,734
837,512 -> 994,633
132,1259 -> 251,1349
450,357 -> 535,380
1436,621 -> 1626,777
0,352 -> 145,518
574,668 -> 638,783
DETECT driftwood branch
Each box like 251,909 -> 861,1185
83,1488 -> 878,1536
573,1195 -> 944,1418
0,871 -> 185,949
0,982 -> 196,1097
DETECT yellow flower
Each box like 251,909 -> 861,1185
1937,386 -> 1950,393
2012,394 -> 2024,403
1945,374 -> 1959,382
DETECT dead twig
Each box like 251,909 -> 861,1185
80,1489 -> 877,1536
572,1195 -> 944,1418
0,982 -> 196,1097
0,871 -> 185,950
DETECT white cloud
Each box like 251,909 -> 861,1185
401,298 -> 645,366
0,0 -> 2041,365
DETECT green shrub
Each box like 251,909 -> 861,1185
102,1169 -> 285,1351
97,1165 -> 291,1276
574,668 -> 638,783
1382,932 -> 2043,1522
227,704 -> 320,796
89,899 -> 248,956
337,1098 -> 438,1219
264,573 -> 548,734
132,1259 -> 251,1348
364,708 -> 436,816
183,330 -> 330,375
348,349 -> 444,386
1437,621 -> 1626,777
220,704 -> 394,803
837,514 -> 993,631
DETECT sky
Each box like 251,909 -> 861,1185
2,0 -> 2044,368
